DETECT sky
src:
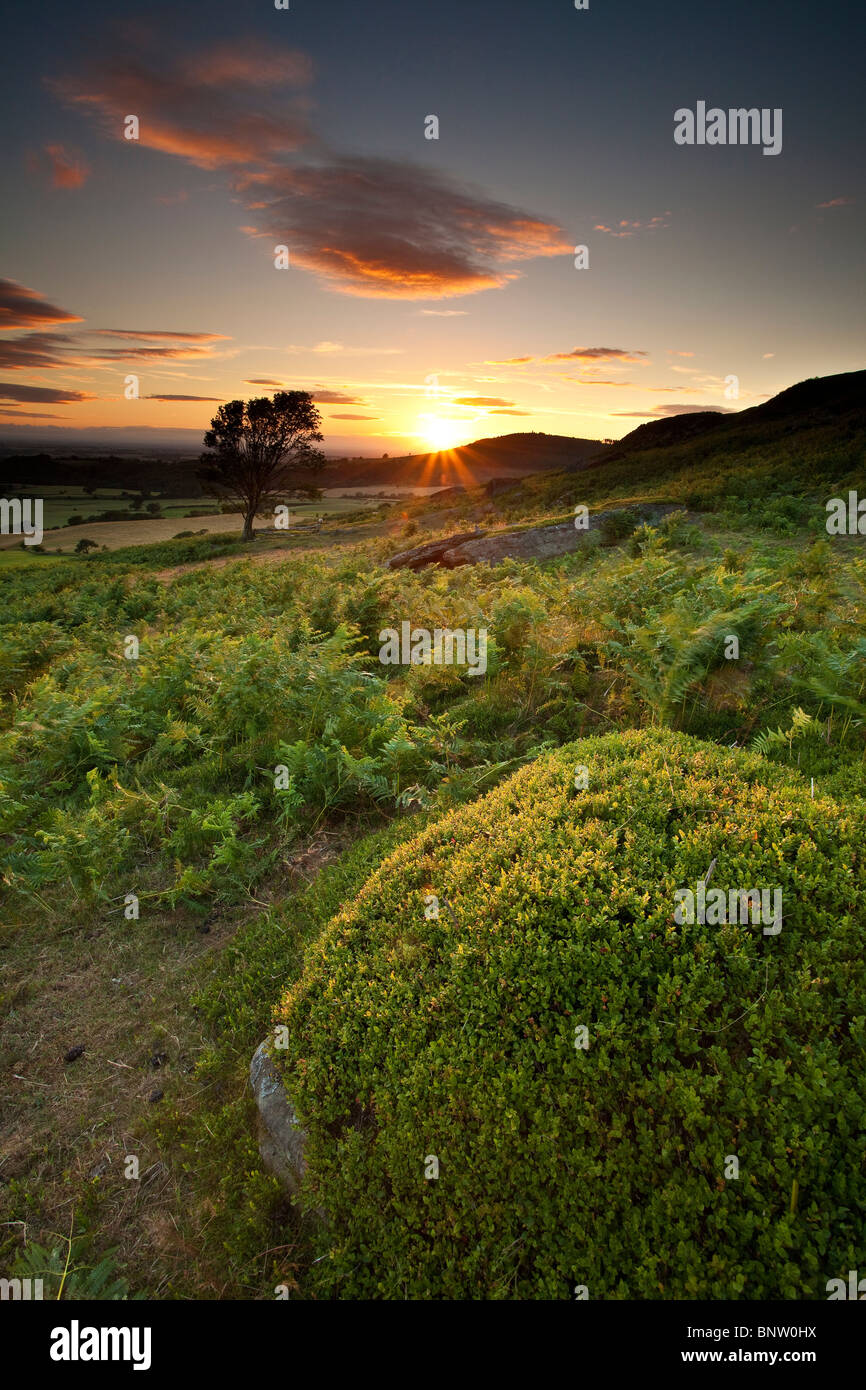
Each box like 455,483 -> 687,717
0,0 -> 863,456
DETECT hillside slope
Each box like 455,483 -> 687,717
612,369 -> 866,458
336,432 -> 608,488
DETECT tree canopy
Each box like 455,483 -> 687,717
200,392 -> 325,540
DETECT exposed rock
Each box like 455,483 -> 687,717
440,504 -> 678,568
386,527 -> 486,570
250,1039 -> 306,1193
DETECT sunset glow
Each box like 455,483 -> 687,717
0,3 -> 862,457
417,415 -> 470,452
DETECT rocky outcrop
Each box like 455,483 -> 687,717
439,504 -> 679,568
441,522 -> 582,567
386,527 -> 485,570
250,1039 -> 306,1193
385,506 -> 681,570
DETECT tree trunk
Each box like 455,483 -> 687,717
242,511 -> 254,541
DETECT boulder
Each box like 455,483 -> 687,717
250,1039 -> 306,1193
386,527 -> 485,570
440,505 -> 678,567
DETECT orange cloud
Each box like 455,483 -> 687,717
88,345 -> 227,361
484,356 -> 534,365
452,396 -> 515,407
0,333 -> 78,371
95,329 -> 230,341
51,42 -> 313,170
311,390 -> 366,404
182,41 -> 313,88
31,144 -> 91,188
613,404 -> 733,418
53,45 -> 569,299
0,383 -> 96,403
486,347 -> 649,368
543,347 -> 650,365
0,408 -> 65,419
0,279 -> 83,331
594,214 -> 671,237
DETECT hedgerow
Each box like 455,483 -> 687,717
277,728 -> 866,1299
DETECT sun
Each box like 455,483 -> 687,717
418,414 -> 465,452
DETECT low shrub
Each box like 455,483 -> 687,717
278,728 -> 866,1299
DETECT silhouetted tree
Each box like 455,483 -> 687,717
200,392 -> 324,541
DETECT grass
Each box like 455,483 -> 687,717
0,815 -> 424,1298
1,413 -> 864,1296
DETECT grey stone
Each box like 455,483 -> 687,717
250,1039 -> 307,1193
440,504 -> 679,568
386,527 -> 485,570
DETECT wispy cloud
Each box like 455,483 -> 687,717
0,408 -> 65,419
53,43 -> 570,300
484,356 -> 534,366
484,347 -> 649,369
28,143 -> 91,188
51,40 -> 314,170
0,383 -> 97,403
311,390 -> 367,404
95,329 -> 230,342
594,214 -> 671,237
284,343 -> 403,356
0,332 -> 78,371
613,403 -> 733,418
816,196 -> 853,208
0,279 -> 83,332
543,347 -> 650,365
244,158 -> 571,299
88,344 -> 228,362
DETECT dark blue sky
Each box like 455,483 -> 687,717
1,0 -> 863,450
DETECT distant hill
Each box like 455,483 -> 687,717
462,368 -> 866,526
0,431 -> 610,496
1,372 -> 860,497
335,432 -> 608,487
611,369 -> 866,458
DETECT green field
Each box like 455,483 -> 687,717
1,405 -> 865,1299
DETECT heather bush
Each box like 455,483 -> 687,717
278,729 -> 866,1299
